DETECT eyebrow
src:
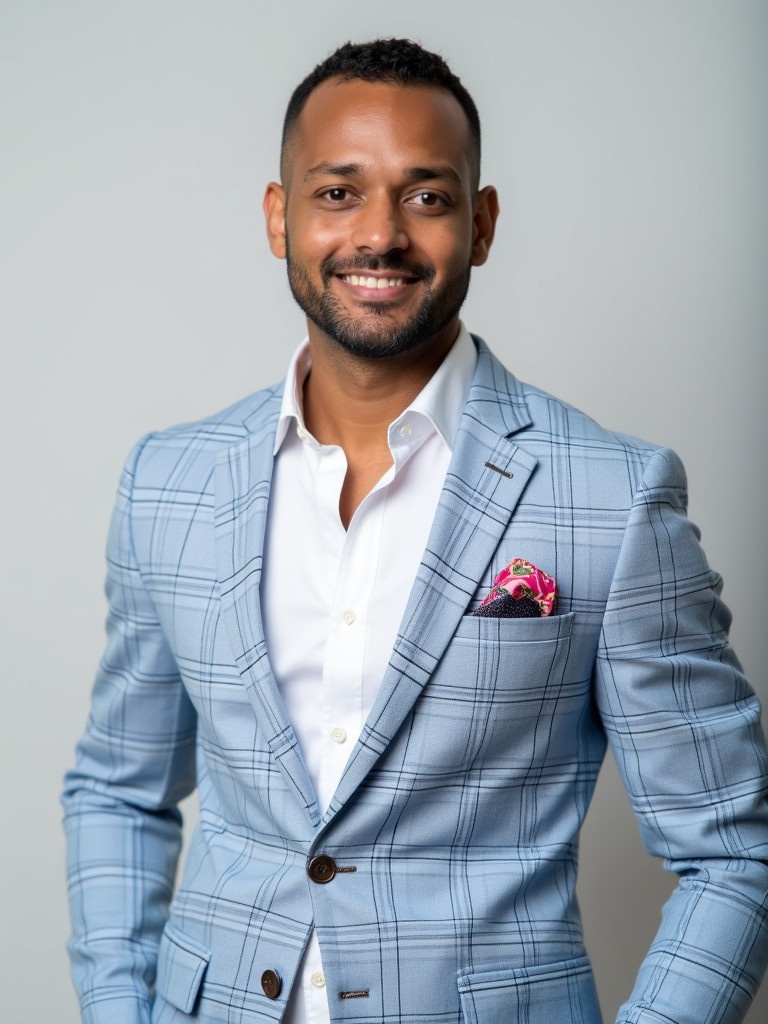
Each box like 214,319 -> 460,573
303,162 -> 463,186
404,166 -> 462,186
304,162 -> 361,181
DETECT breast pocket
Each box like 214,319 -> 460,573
395,612 -> 582,775
453,608 -> 575,645
368,612 -> 594,850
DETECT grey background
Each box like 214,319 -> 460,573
1,1 -> 765,1021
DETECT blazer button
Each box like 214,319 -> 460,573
308,854 -> 337,884
261,969 -> 281,999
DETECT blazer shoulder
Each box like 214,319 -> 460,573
521,379 -> 657,450
152,381 -> 283,444
472,336 -> 682,494
119,382 -> 284,490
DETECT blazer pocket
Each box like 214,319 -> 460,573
391,611 -> 583,786
457,955 -> 600,1024
155,921 -> 211,1014
445,611 -> 578,701
454,611 -> 575,644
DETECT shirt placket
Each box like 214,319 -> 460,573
317,487 -> 387,814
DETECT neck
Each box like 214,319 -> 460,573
301,323 -> 459,530
302,324 -> 459,456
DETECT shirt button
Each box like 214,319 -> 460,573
342,610 -> 356,625
297,425 -> 309,440
331,727 -> 347,744
399,423 -> 413,438
310,971 -> 326,989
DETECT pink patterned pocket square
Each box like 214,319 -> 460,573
473,558 -> 557,619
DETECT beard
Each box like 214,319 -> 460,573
285,242 -> 472,360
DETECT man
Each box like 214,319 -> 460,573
63,38 -> 768,1024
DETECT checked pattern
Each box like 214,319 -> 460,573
64,339 -> 768,1024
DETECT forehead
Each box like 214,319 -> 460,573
287,78 -> 473,182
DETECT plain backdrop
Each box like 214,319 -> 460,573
1,2 -> 766,1021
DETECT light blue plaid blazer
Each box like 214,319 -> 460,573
63,338 -> 768,1024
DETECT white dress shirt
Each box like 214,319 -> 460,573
260,326 -> 476,1024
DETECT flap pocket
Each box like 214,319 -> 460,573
156,921 -> 211,1014
458,955 -> 601,1024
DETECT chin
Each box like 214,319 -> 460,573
316,310 -> 446,360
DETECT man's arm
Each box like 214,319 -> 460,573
594,447 -> 768,1024
62,439 -> 198,1024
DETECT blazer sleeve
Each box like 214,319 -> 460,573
593,446 -> 768,1024
62,437 -> 198,1024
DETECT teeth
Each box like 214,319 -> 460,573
342,275 -> 405,288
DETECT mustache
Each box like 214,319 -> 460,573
321,255 -> 436,282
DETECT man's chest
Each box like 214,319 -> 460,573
259,429 -> 451,807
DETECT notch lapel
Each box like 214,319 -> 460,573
214,389 -> 322,828
326,340 -> 538,819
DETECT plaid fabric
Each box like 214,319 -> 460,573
63,338 -> 768,1024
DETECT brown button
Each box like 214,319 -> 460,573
308,854 -> 337,884
261,969 -> 281,999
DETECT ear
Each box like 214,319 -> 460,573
470,185 -> 499,267
263,182 -> 287,259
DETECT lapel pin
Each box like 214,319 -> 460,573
484,461 -> 513,478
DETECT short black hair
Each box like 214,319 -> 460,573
281,38 -> 481,187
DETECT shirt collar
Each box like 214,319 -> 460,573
273,323 -> 477,456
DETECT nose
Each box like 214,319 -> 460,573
351,192 -> 408,255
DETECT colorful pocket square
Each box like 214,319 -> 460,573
473,558 -> 556,618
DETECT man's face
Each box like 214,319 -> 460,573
265,78 -> 497,360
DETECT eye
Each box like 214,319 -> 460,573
322,187 -> 352,202
407,191 -> 448,209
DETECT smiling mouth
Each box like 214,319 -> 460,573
338,273 -> 416,290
